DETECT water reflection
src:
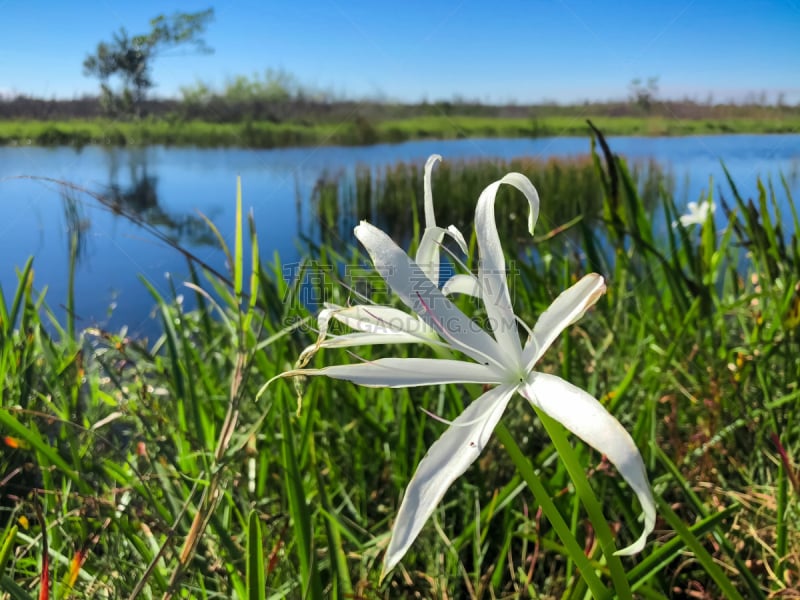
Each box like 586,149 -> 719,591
61,188 -> 91,264
101,148 -> 217,248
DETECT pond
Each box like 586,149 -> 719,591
1,134 -> 798,338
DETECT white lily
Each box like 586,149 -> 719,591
674,198 -> 716,227
297,154 -> 468,366
287,168 -> 656,578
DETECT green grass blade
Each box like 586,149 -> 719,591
0,575 -> 36,600
0,526 -> 18,573
8,258 -> 34,333
243,210 -> 260,335
0,411 -> 85,493
246,511 -> 266,600
495,423 -> 611,600
66,231 -> 77,342
311,436 -> 354,598
534,408 -> 633,600
280,393 -> 322,598
627,504 -> 737,591
235,176 -> 244,302
657,499 -> 745,600
656,448 -> 765,598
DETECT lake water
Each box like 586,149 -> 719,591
1,134 -> 798,338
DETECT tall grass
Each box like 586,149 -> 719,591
1,135 -> 798,598
310,154 -> 667,253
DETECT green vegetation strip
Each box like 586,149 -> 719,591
0,114 -> 798,149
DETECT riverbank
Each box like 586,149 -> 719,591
1,114 -> 798,148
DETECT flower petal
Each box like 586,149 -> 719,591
328,304 -> 435,337
445,225 -> 469,255
678,199 -> 716,227
416,226 -> 446,284
416,154 -> 444,283
520,372 -> 656,555
475,173 -> 540,364
423,154 -> 442,228
298,304 -> 435,367
522,274 -> 606,369
382,384 -> 517,578
355,221 -> 506,367
300,331 -> 431,357
297,303 -> 445,366
415,155 -> 469,284
417,226 -> 470,285
297,357 -> 502,388
441,273 -> 481,298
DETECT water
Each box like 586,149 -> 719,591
1,135 -> 798,338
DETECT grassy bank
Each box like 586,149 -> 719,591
1,139 -> 799,598
1,113 -> 798,149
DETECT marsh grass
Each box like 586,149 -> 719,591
1,135 -> 799,598
310,155 -> 668,256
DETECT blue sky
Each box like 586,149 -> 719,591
1,0 -> 798,104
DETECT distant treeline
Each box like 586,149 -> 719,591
2,94 -> 799,124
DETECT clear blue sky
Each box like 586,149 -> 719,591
2,0 -> 798,104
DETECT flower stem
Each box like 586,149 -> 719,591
495,423 -> 611,600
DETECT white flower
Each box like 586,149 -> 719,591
297,154 -> 467,366
674,199 -> 716,227
286,161 -> 656,579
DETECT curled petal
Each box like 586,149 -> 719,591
293,357 -> 502,388
382,384 -> 517,579
445,225 -> 469,255
416,226 -> 469,285
417,154 -> 443,283
416,225 -> 470,285
415,154 -> 468,284
416,227 -> 445,284
520,373 -> 656,555
441,273 -> 481,298
355,221 -> 506,367
423,154 -> 442,228
522,274 -> 606,369
295,306 -> 337,367
475,173 -> 541,364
